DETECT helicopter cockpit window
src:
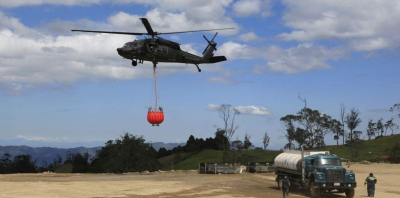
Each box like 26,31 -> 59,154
124,42 -> 137,48
137,41 -> 143,47
162,47 -> 168,54
157,46 -> 162,53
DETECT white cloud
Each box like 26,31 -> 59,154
264,43 -> 346,73
16,135 -> 102,142
40,7 -> 238,36
108,9 -> 238,36
206,76 -> 238,84
217,41 -> 261,60
232,0 -> 272,17
180,44 -> 199,55
208,104 -> 220,111
279,0 -> 400,51
237,32 -> 264,42
1,0 -> 239,35
218,41 -> 347,73
0,27 -> 142,84
208,104 -> 271,116
235,105 -> 271,116
0,11 -> 232,93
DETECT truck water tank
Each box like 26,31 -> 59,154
274,153 -> 303,171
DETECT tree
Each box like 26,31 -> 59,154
340,103 -> 346,145
384,119 -> 390,136
391,103 -> 400,118
387,142 -> 400,163
243,132 -> 253,150
332,120 -> 343,145
350,131 -> 363,160
214,128 -> 228,151
344,108 -> 362,143
281,108 -> 341,149
231,138 -> 243,151
0,153 -> 12,174
185,135 -> 200,152
66,152 -> 89,173
91,133 -> 158,173
262,132 -> 270,150
157,147 -> 166,158
11,155 -> 37,173
280,115 -> 296,150
386,118 -> 399,135
216,104 -> 240,151
367,119 -> 376,140
376,118 -> 384,137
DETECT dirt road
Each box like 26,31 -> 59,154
0,163 -> 398,198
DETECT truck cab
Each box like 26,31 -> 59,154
275,151 -> 356,198
305,154 -> 356,195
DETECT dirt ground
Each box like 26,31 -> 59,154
0,163 -> 399,198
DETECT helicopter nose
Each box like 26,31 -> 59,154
117,48 -> 126,56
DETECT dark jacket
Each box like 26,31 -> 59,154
282,178 -> 290,189
365,176 -> 377,185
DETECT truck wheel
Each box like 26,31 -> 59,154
345,189 -> 355,198
309,181 -> 320,198
277,176 -> 282,188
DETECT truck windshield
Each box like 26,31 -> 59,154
317,158 -> 341,166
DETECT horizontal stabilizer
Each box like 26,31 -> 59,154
209,56 -> 227,63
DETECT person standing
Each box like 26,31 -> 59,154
281,175 -> 290,198
364,173 -> 377,197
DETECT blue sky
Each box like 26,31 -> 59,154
0,0 -> 399,149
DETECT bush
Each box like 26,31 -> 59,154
387,142 -> 400,163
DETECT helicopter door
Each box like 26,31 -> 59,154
156,45 -> 169,60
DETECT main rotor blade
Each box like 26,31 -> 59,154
211,32 -> 218,42
140,18 -> 154,35
71,30 -> 146,35
159,28 -> 235,35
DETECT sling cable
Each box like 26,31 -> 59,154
147,66 -> 164,126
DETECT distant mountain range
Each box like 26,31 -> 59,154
150,142 -> 185,151
0,142 -> 184,166
0,146 -> 100,166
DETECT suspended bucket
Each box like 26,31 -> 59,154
147,108 -> 164,126
147,64 -> 165,126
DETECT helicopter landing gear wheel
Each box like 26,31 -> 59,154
195,64 -> 201,72
132,60 -> 137,67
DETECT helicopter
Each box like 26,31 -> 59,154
72,18 -> 234,72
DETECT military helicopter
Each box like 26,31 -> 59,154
72,18 -> 234,72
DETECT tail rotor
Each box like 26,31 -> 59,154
202,32 -> 218,55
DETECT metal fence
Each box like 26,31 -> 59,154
198,163 -> 241,174
246,162 -> 275,173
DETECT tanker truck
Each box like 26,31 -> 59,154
274,148 -> 356,198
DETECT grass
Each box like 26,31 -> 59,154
319,134 -> 400,161
157,134 -> 400,170
55,164 -> 73,173
158,149 -> 281,170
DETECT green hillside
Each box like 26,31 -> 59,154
158,149 -> 281,170
158,134 -> 400,170
320,134 -> 400,161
